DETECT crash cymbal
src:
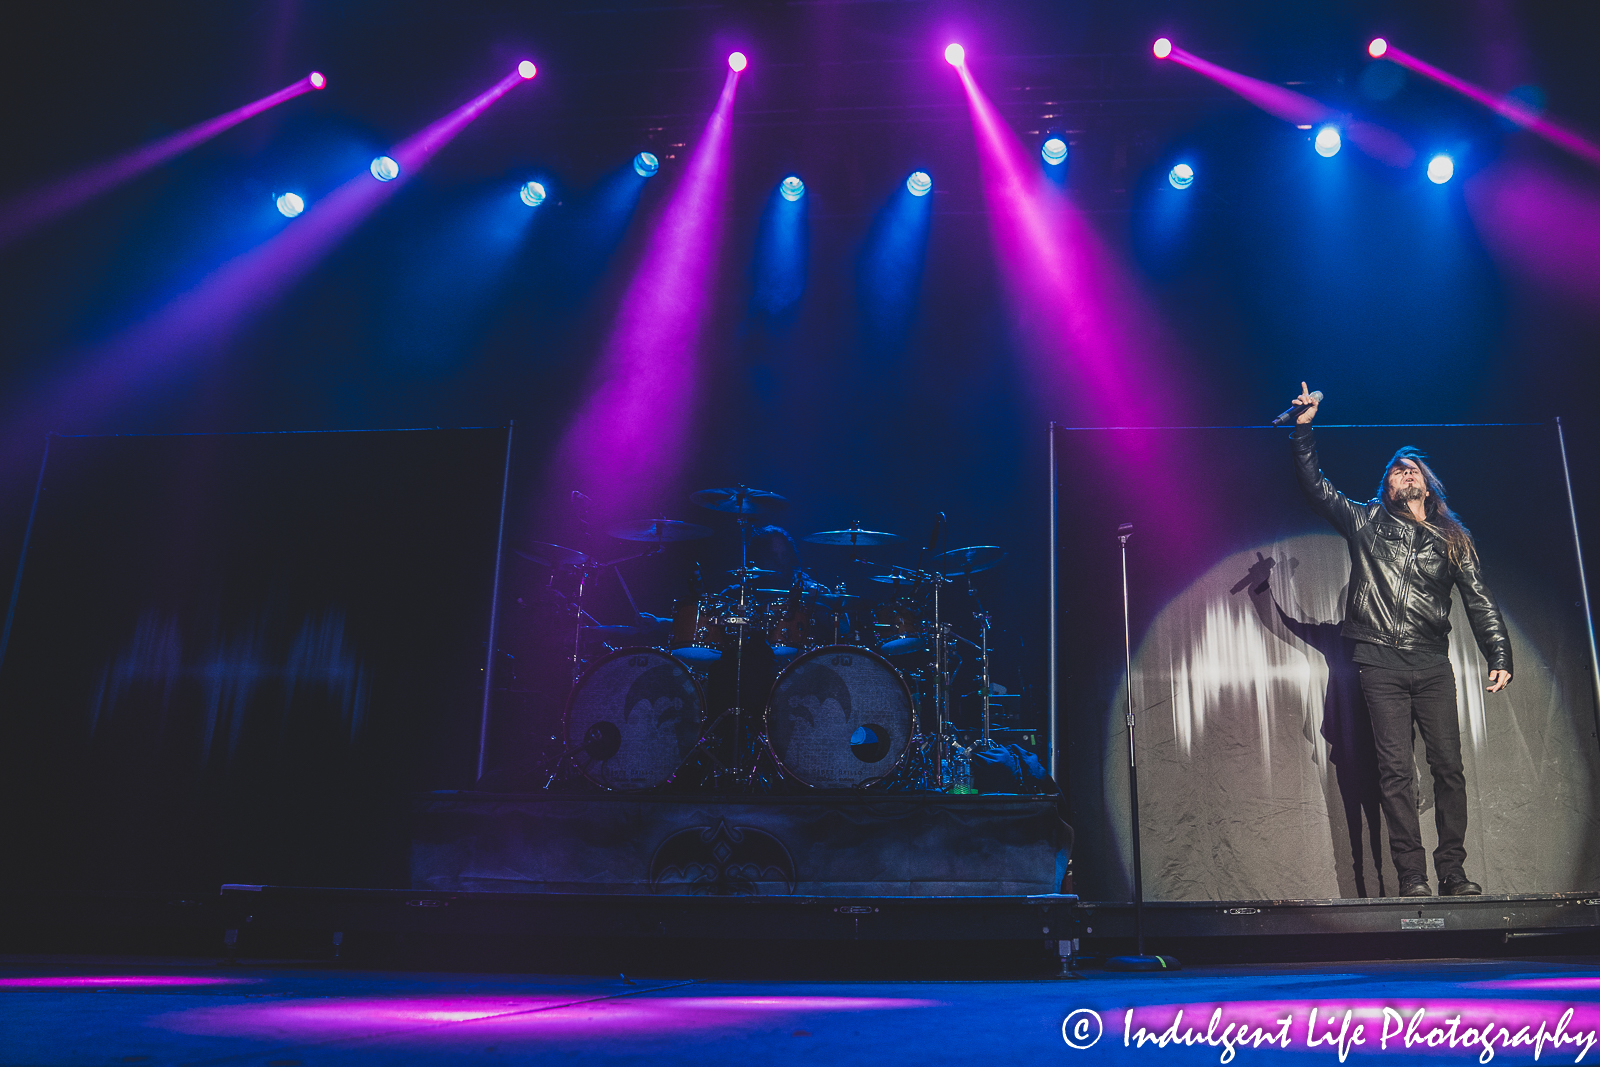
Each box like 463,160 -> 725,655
870,573 -> 923,587
690,486 -> 790,515
932,545 -> 1008,576
803,524 -> 904,547
516,541 -> 594,567
606,519 -> 713,543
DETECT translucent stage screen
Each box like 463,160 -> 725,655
1052,423 -> 1600,900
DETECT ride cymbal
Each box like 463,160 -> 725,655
516,541 -> 594,567
690,486 -> 789,515
931,545 -> 1008,576
606,519 -> 713,542
803,524 -> 904,546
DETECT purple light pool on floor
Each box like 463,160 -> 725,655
157,994 -> 945,1039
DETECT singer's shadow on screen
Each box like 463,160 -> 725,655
1233,552 -> 1388,898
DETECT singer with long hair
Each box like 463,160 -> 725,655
1288,383 -> 1511,898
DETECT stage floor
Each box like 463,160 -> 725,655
5,955 -> 1600,1066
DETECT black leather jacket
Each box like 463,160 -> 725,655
1292,425 -> 1512,673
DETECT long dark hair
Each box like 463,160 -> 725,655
1377,447 -> 1476,565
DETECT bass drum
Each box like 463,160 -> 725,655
765,645 -> 913,788
564,647 -> 704,790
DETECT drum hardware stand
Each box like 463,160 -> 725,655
534,721 -> 620,790
559,546 -> 664,748
1107,522 -> 1178,973
677,487 -> 773,793
977,608 -> 995,746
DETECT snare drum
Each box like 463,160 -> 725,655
669,594 -> 734,662
871,598 -> 926,656
760,596 -> 837,657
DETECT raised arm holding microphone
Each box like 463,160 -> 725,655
1287,383 -> 1511,898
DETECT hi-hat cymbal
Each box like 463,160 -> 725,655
727,565 -> 776,577
606,519 -> 713,543
932,545 -> 1008,576
516,541 -> 594,567
690,486 -> 790,515
870,573 -> 923,587
803,524 -> 904,546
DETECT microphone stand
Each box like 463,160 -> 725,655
1106,522 -> 1179,973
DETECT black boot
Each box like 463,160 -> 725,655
1439,874 -> 1482,896
1399,877 -> 1432,897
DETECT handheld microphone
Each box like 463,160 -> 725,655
1272,390 -> 1323,426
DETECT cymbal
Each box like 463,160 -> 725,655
606,519 -> 713,543
814,592 -> 861,603
516,541 -> 593,567
803,525 -> 904,546
932,545 -> 1008,576
690,486 -> 789,515
580,623 -> 645,636
870,574 -> 923,587
727,565 -> 776,577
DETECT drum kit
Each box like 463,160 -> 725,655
520,486 -> 1016,795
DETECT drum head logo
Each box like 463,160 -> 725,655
770,662 -> 850,752
648,820 -> 797,895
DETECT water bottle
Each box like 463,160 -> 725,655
950,744 -> 976,794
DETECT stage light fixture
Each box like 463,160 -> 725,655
370,155 -> 399,181
1041,137 -> 1068,165
1168,163 -> 1194,189
633,151 -> 660,177
308,72 -> 326,89
520,181 -> 547,207
1368,38 -> 1388,59
728,51 -> 747,72
1427,154 -> 1454,183
1153,38 -> 1173,60
779,175 -> 805,201
906,170 -> 932,196
1314,126 -> 1342,157
275,192 -> 304,218
518,60 -> 537,79
944,43 -> 965,67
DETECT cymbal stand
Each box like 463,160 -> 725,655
931,569 -> 950,788
680,487 -> 768,791
561,547 -> 663,747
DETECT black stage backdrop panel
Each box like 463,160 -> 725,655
1055,424 -> 1600,901
0,428 -> 506,892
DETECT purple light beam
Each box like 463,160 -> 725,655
1381,44 -> 1600,170
953,59 -> 1171,426
1464,157 -> 1600,318
1162,46 -> 1415,168
0,72 -> 326,250
545,67 -> 741,514
0,67 -> 532,488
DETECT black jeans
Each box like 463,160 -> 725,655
1356,662 -> 1467,884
